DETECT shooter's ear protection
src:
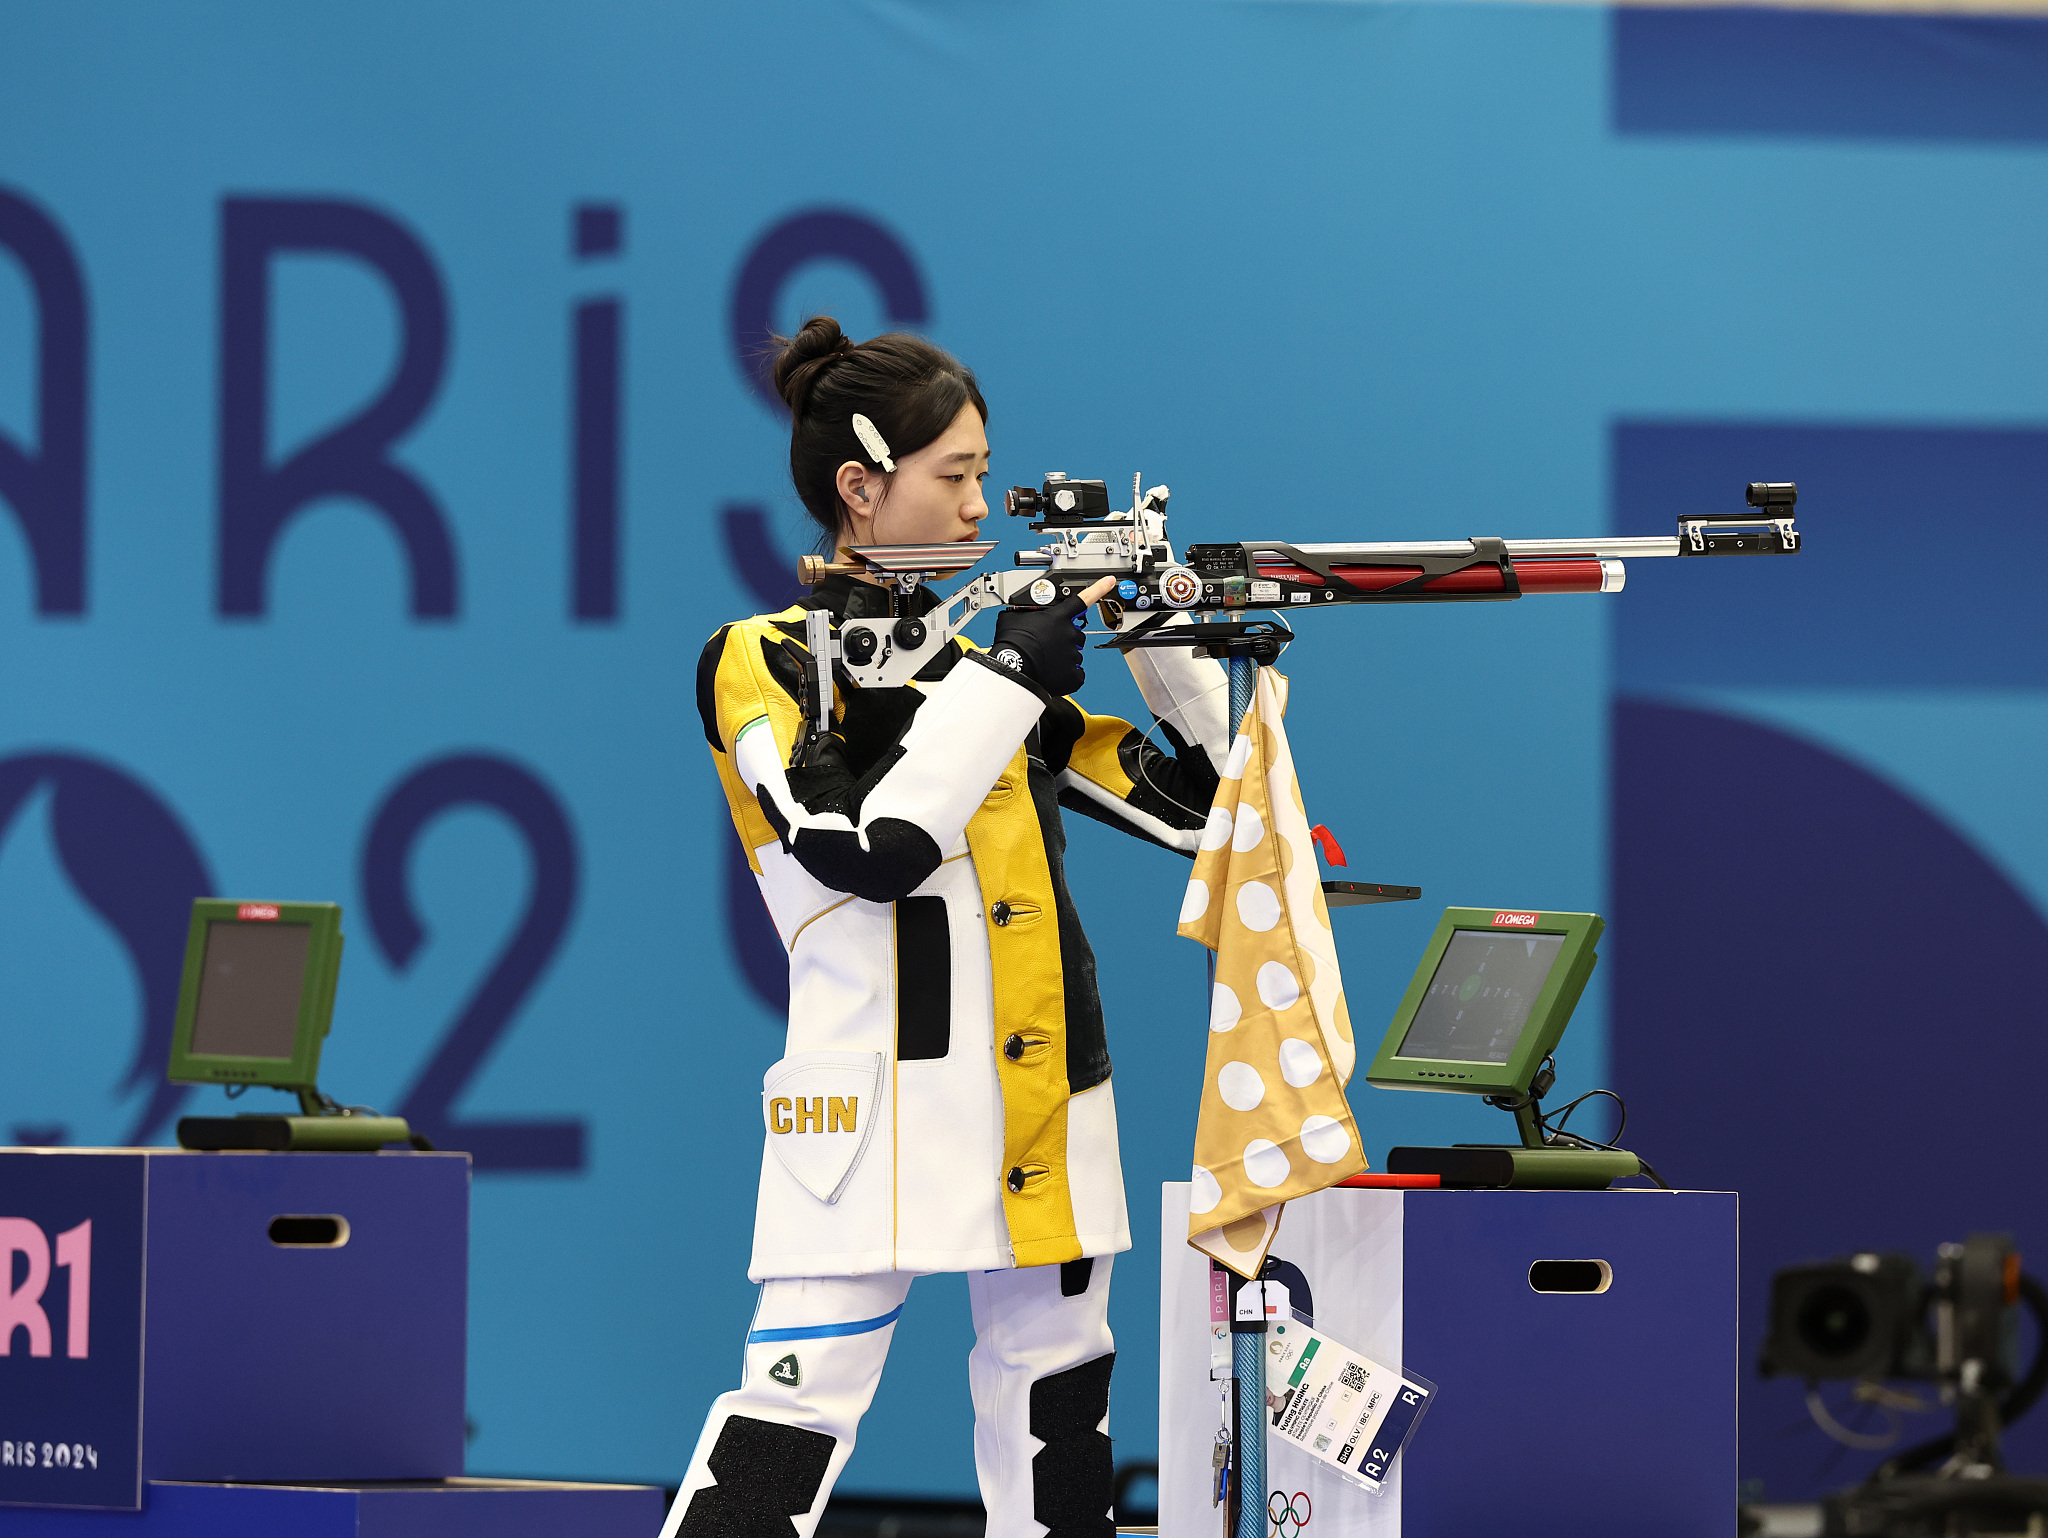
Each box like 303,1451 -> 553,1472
836,459 -> 883,516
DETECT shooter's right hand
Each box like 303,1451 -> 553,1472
988,578 -> 1116,697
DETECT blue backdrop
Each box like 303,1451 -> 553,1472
1,0 -> 2044,1506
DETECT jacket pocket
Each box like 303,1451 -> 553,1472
896,895 -> 951,1061
762,1051 -> 884,1204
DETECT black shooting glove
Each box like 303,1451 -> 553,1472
989,595 -> 1092,697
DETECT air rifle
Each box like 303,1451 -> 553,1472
792,473 -> 1800,694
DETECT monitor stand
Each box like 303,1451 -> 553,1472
176,1088 -> 417,1152
1386,1095 -> 1643,1190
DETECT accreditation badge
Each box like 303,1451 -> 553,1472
1265,1320 -> 1437,1496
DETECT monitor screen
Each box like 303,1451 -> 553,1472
186,919 -> 312,1059
1394,929 -> 1567,1064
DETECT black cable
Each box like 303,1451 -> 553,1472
1481,1062 -> 1673,1188
1525,1082 -> 1673,1189
2005,1276 -> 2048,1430
1876,1273 -> 2048,1480
1551,1091 -> 1621,1142
1545,1088 -> 1627,1148
1483,1056 -> 1554,1117
1536,1126 -> 1672,1189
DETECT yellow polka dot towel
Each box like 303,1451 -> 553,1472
1177,667 -> 1366,1278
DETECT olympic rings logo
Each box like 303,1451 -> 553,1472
1268,1490 -> 1312,1538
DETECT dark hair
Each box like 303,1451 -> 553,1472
772,316 -> 987,545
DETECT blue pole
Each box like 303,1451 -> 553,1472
1234,1323 -> 1267,1538
1228,654 -> 1255,749
1227,649 -> 1266,1538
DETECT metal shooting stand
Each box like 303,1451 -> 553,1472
1148,617 -> 1417,1538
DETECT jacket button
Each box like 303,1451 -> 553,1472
992,901 -> 1011,927
1004,1034 -> 1024,1061
1007,1167 -> 1027,1193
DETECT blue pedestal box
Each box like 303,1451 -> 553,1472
0,1149 -> 469,1511
1159,1183 -> 1739,1538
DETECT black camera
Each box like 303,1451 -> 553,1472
1006,473 -> 1111,525
1760,1235 -> 2020,1391
1760,1251 -> 1933,1383
1754,1234 -> 2048,1537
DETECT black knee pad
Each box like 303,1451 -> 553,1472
1029,1352 -> 1116,1538
678,1414 -> 837,1538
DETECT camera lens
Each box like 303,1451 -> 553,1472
1795,1283 -> 1873,1361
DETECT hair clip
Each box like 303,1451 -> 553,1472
851,414 -> 896,473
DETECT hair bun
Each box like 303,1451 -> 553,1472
772,316 -> 855,417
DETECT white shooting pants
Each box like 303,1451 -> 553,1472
660,1257 -> 1116,1538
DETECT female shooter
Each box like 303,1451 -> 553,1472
671,318 -> 1230,1538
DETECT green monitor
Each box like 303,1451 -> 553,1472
168,900 -> 344,1092
168,900 -> 414,1152
1367,907 -> 1642,1189
1364,906 -> 1603,1101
